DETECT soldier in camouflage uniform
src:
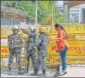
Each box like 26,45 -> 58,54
8,26 -> 23,75
21,27 -> 37,74
36,27 -> 49,76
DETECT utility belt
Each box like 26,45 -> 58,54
11,46 -> 21,49
9,47 -> 21,53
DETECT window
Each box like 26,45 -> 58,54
82,8 -> 85,23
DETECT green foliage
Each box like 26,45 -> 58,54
1,1 -> 64,24
38,1 -> 52,24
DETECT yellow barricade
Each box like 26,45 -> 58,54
1,24 -> 85,68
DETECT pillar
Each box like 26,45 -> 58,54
63,1 -> 69,23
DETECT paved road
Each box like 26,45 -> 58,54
1,65 -> 85,77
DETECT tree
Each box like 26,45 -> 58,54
1,1 -> 64,25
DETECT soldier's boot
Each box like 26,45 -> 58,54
8,67 -> 11,75
24,65 -> 29,74
18,72 -> 23,75
18,67 -> 23,75
25,69 -> 28,73
25,60 -> 29,74
31,69 -> 38,76
54,65 -> 60,77
42,69 -> 46,76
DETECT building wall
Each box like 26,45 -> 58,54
57,1 -> 85,23
69,4 -> 85,23
1,18 -> 20,26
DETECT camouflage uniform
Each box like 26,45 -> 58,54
8,34 -> 23,74
36,32 -> 49,75
21,29 -> 37,73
